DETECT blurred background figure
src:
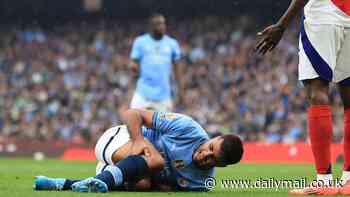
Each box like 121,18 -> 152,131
129,13 -> 184,111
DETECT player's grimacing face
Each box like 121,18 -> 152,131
193,136 -> 224,170
151,16 -> 166,35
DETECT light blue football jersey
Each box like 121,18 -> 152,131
130,33 -> 181,101
142,112 -> 214,191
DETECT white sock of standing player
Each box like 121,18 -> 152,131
341,171 -> 350,185
316,174 -> 333,187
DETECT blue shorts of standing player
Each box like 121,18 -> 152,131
34,109 -> 244,192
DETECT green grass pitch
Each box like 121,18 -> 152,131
0,158 -> 347,197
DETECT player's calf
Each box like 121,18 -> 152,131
72,155 -> 155,192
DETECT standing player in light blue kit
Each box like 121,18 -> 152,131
129,13 -> 185,111
34,109 -> 244,192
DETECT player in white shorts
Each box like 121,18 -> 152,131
94,125 -> 131,174
129,14 -> 185,111
34,109 -> 243,192
130,93 -> 173,112
299,0 -> 350,83
255,0 -> 350,195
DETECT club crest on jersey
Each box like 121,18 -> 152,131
177,178 -> 189,187
172,160 -> 185,169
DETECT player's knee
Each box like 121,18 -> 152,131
154,155 -> 165,171
307,90 -> 329,105
141,140 -> 165,171
304,79 -> 330,105
144,154 -> 165,172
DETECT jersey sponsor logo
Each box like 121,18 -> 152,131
172,160 -> 185,169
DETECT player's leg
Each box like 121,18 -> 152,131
87,163 -> 153,191
34,126 -> 133,191
338,83 -> 350,183
290,21 -> 339,196
103,137 -> 154,191
72,139 -> 164,192
337,83 -> 350,195
95,161 -> 107,175
289,79 -> 337,196
335,28 -> 350,194
96,162 -> 151,190
93,124 -> 163,192
95,125 -> 132,167
34,175 -> 152,191
304,79 -> 333,182
297,20 -> 342,184
34,176 -> 81,191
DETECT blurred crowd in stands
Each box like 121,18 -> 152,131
0,16 -> 345,144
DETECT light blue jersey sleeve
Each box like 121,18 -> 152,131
151,111 -> 192,135
142,111 -> 193,153
130,37 -> 142,61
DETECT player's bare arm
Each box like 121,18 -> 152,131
130,60 -> 139,75
123,109 -> 154,155
123,109 -> 165,171
123,108 -> 154,137
255,0 -> 309,55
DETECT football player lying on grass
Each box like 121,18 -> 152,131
34,109 -> 244,192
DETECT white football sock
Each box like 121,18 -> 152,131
316,174 -> 333,186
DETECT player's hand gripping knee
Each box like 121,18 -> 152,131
129,138 -> 150,156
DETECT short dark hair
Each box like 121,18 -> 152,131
220,134 -> 244,165
149,13 -> 165,22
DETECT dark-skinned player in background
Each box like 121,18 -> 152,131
129,13 -> 185,111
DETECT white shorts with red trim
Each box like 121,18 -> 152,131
299,20 -> 350,84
